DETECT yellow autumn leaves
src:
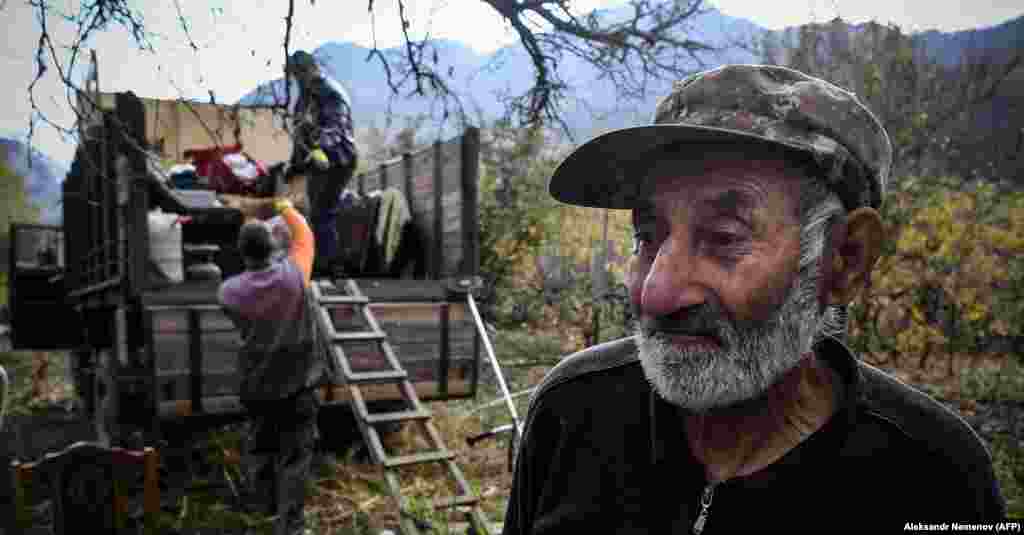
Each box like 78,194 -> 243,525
853,178 -> 1024,362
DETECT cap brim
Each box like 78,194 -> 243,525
548,124 -> 819,209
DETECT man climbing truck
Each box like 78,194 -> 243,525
217,195 -> 323,535
286,50 -> 359,278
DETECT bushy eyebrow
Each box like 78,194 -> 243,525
633,186 -> 766,228
702,189 -> 760,225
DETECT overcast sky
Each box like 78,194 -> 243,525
1,0 -> 1021,166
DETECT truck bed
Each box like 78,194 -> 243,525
140,278 -> 455,307
137,277 -> 479,420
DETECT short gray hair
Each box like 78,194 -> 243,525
798,175 -> 848,342
238,221 -> 276,267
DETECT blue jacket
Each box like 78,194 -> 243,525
293,74 -> 357,169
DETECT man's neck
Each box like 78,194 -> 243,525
684,353 -> 841,483
245,260 -> 274,272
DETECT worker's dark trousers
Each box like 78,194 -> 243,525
306,160 -> 357,276
241,389 -> 321,535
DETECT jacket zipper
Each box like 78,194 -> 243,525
691,481 -> 717,535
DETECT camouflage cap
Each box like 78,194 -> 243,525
548,64 -> 893,212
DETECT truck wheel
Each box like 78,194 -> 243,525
92,349 -> 119,446
316,400 -> 408,460
70,348 -> 95,417
316,403 -> 362,456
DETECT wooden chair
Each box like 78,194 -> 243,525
11,441 -> 161,535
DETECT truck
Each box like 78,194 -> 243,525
6,78 -> 485,448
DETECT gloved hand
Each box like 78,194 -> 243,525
306,148 -> 330,171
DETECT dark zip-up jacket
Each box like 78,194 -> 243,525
502,336 -> 1006,533
292,74 -> 356,170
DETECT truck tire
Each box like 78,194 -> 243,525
316,400 -> 408,460
316,403 -> 361,455
92,349 -> 119,446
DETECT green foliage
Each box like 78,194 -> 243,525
762,19 -> 1021,180
961,360 -> 1024,403
990,433 -> 1024,519
492,329 -> 564,366
0,350 -> 72,417
154,493 -> 276,534
477,122 -> 560,322
333,511 -> 372,535
847,176 -> 1024,365
0,159 -> 42,272
405,494 -> 455,535
476,120 -> 638,351
361,476 -> 389,498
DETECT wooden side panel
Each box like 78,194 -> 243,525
460,127 -> 481,276
409,149 -> 437,276
150,309 -> 240,401
158,379 -> 474,418
352,128 -> 478,280
147,301 -> 476,406
439,137 -> 464,277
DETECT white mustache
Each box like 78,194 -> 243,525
635,271 -> 824,412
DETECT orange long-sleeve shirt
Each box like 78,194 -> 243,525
280,204 -> 314,287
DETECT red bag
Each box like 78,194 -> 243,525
183,144 -> 267,195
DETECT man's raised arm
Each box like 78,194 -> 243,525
273,198 -> 314,286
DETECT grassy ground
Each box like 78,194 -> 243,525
3,330 -> 1022,533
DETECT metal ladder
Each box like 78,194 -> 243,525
311,278 -> 492,535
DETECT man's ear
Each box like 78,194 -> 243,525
827,207 -> 884,304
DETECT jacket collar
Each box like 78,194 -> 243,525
648,336 -> 863,465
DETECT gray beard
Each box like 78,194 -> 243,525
635,267 -> 825,413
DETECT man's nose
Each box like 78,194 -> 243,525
638,234 -> 706,317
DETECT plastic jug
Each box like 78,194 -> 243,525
148,208 -> 184,283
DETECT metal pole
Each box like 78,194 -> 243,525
466,292 -> 522,439
466,387 -> 536,416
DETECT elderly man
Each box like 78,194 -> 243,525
502,65 -> 1006,533
285,50 -> 359,277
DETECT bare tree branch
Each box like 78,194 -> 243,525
283,0 -> 296,118
172,0 -> 199,52
25,0 -> 726,161
477,0 -> 720,131
360,0 -> 721,137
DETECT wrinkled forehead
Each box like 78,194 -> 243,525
632,153 -> 806,224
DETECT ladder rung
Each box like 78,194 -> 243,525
365,408 -> 432,425
346,369 -> 408,384
383,450 -> 455,468
431,494 -> 480,510
333,331 -> 386,342
317,280 -> 339,291
319,295 -> 370,305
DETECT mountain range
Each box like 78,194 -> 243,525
9,6 -> 1023,222
1,138 -> 66,225
240,7 -> 1023,147
239,6 -> 768,141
